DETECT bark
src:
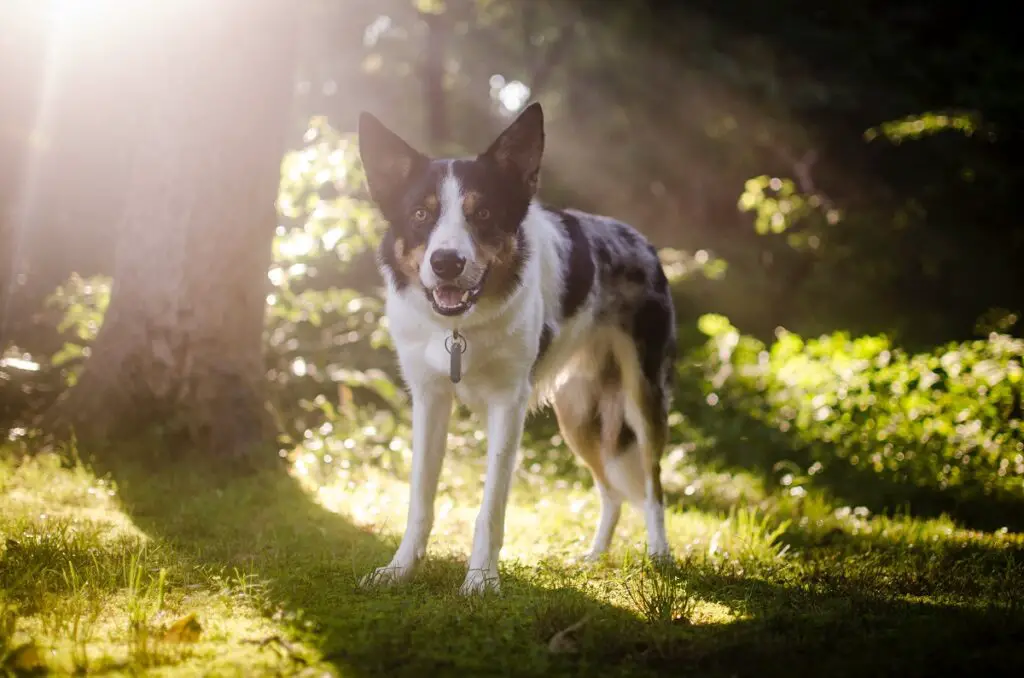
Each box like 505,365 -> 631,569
46,0 -> 298,462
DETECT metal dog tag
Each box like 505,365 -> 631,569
446,330 -> 466,383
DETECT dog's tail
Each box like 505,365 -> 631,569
598,389 -> 647,505
603,429 -> 647,506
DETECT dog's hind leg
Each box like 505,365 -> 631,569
552,374 -> 623,561
611,335 -> 672,562
586,481 -> 622,561
631,386 -> 671,561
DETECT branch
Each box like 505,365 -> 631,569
777,146 -> 835,212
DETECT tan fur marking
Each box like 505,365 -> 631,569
423,194 -> 439,211
478,232 -> 521,299
604,328 -> 668,505
461,191 -> 482,216
393,238 -> 425,280
553,398 -> 608,488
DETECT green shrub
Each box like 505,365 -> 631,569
688,313 -> 1024,497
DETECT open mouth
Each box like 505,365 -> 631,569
428,282 -> 484,316
426,271 -> 489,317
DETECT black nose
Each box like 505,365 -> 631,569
430,249 -> 466,280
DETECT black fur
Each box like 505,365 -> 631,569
533,323 -> 554,375
566,210 -> 677,418
551,210 -> 595,319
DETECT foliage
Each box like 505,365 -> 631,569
863,111 -> 982,144
736,173 -> 841,256
688,313 -> 1024,499
45,273 -> 111,387
268,116 -> 399,446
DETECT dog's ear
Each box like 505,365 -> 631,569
481,102 -> 544,194
358,112 -> 428,205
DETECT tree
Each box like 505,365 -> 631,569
45,0 -> 299,461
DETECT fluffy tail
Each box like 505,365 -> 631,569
599,391 -> 647,505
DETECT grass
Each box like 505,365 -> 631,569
2,433 -> 1024,677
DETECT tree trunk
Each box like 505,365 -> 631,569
47,1 -> 298,462
421,11 -> 450,148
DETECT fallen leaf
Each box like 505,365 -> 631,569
547,616 -> 590,655
162,613 -> 202,643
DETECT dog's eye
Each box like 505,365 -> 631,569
412,208 -> 429,222
475,208 -> 491,221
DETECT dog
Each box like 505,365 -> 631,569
357,102 -> 676,594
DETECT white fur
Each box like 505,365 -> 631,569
363,169 -> 669,593
419,169 -> 478,290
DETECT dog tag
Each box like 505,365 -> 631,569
446,330 -> 466,384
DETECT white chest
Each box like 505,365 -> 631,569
387,294 -> 542,407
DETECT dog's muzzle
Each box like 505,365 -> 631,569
425,267 -> 490,316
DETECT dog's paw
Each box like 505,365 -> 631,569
359,562 -> 415,589
582,548 -> 608,564
459,568 -> 500,596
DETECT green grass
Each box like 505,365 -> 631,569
2,439 -> 1023,677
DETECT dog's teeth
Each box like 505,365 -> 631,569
461,291 -> 470,302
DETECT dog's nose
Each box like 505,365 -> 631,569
430,249 -> 466,280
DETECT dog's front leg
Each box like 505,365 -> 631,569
461,389 -> 529,595
362,382 -> 452,588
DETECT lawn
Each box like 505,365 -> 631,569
1,431 -> 1023,677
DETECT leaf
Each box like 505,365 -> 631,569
697,313 -> 732,337
548,616 -> 590,655
415,0 -> 447,14
162,613 -> 202,643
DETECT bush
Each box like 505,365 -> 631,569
688,313 -> 1024,498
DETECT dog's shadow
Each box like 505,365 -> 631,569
94,453 -> 1024,678
92,453 -> 661,677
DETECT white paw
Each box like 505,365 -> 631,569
582,548 -> 608,564
459,568 -> 500,595
360,561 -> 415,589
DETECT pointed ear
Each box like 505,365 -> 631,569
358,112 -> 427,204
481,102 -> 544,193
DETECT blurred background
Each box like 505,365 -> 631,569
5,0 -> 1023,347
2,0 -> 1024,527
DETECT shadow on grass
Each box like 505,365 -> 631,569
675,567 -> 1024,678
85,448 -> 1024,678
673,382 -> 1024,533
85,452 -> 655,677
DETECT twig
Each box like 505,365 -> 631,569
242,635 -> 309,666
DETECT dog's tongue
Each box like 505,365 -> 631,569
434,285 -> 465,308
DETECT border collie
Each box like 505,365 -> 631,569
357,102 -> 676,594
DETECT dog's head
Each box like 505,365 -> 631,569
358,103 -> 544,317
